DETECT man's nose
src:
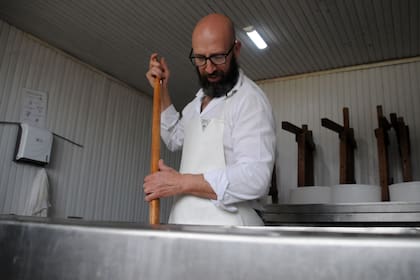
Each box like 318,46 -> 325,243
204,60 -> 216,73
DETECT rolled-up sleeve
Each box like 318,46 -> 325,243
204,89 -> 276,209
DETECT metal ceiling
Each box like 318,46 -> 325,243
0,0 -> 419,109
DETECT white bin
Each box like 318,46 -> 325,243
389,181 -> 420,202
289,186 -> 331,204
331,184 -> 381,203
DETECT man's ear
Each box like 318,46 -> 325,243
234,40 -> 241,56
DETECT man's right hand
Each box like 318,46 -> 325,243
146,53 -> 170,90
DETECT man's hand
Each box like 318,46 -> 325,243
145,53 -> 170,89
145,53 -> 172,111
143,160 -> 183,201
143,160 -> 217,201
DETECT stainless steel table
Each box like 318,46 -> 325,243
1,214 -> 420,280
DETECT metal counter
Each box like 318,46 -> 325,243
262,202 -> 420,225
1,215 -> 420,280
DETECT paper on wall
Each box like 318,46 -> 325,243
20,88 -> 48,128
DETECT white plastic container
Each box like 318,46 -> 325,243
389,181 -> 420,202
289,186 -> 331,204
331,184 -> 381,203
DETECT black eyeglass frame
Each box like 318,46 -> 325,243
189,41 -> 236,67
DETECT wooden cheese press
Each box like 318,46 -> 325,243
390,112 -> 413,182
374,105 -> 392,201
281,121 -> 315,187
321,107 -> 357,184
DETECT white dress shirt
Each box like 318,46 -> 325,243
161,70 -> 276,210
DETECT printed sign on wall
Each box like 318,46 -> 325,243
20,88 -> 48,128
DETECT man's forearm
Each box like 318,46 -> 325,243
182,174 -> 217,200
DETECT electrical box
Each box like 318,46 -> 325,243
14,123 -> 53,166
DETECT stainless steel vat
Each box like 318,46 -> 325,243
1,214 -> 420,280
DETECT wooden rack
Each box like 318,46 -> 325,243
374,105 -> 392,201
321,107 -> 357,184
390,112 -> 413,182
282,122 -> 315,187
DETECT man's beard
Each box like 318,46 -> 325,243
196,56 -> 240,98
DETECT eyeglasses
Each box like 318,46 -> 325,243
189,42 -> 236,67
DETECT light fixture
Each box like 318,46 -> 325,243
243,26 -> 267,50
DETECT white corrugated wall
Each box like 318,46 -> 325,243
0,20 -> 180,222
259,59 -> 420,203
2,19 -> 420,218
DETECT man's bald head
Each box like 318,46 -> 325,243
191,14 -> 240,98
192,13 -> 236,51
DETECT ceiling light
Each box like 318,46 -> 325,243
243,26 -> 267,50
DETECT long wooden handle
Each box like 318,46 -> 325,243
149,77 -> 161,224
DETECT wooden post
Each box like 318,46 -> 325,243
374,105 -> 391,201
269,164 -> 278,204
305,129 -> 315,186
390,113 -> 412,182
149,77 -> 161,224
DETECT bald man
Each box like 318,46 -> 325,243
144,14 -> 276,226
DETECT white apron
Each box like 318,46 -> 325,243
168,100 -> 263,226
